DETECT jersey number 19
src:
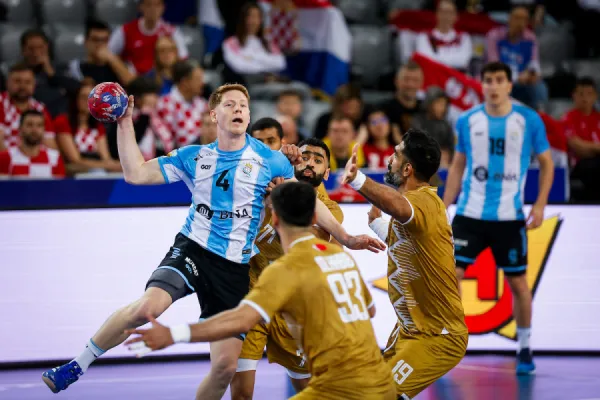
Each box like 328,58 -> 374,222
327,270 -> 369,323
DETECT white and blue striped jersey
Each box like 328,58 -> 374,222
158,134 -> 294,264
455,103 -> 550,221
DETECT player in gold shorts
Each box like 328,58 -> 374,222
125,182 -> 395,400
236,120 -> 348,398
342,128 -> 469,400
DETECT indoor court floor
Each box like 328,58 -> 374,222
0,355 -> 599,400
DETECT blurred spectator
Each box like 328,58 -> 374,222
276,114 -> 305,146
574,0 -> 600,58
322,116 -> 365,172
314,84 -> 366,140
156,60 -> 207,149
486,5 -> 548,109
146,36 -> 181,96
411,86 -> 455,168
200,111 -> 218,145
0,110 -> 65,178
266,0 -> 301,55
275,89 -> 309,137
0,70 -> 4,93
20,29 -> 80,117
217,0 -> 253,38
562,77 -> 600,201
108,0 -> 188,75
0,63 -> 56,151
381,62 -> 424,140
54,79 -> 122,174
222,2 -> 286,84
362,109 -> 395,170
69,19 -> 135,86
415,0 -> 473,72
107,76 -> 171,160
250,117 -> 284,150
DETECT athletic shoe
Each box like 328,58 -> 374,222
516,348 -> 536,375
42,360 -> 83,393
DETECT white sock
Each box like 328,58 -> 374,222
517,327 -> 531,351
74,339 -> 106,372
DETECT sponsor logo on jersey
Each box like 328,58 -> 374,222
473,166 -> 488,182
200,164 -> 211,170
196,203 -> 214,220
371,215 -> 562,341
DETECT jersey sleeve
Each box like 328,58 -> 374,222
157,145 -> 199,186
270,150 -> 294,180
242,260 -> 300,323
454,114 -> 467,154
530,112 -> 550,155
401,190 -> 432,234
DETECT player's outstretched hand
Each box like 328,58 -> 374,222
367,206 -> 382,224
526,202 -> 544,230
266,176 -> 285,194
124,314 -> 174,357
281,144 -> 302,165
120,95 -> 134,122
345,234 -> 386,253
341,144 -> 360,185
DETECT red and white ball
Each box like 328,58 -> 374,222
87,82 -> 129,123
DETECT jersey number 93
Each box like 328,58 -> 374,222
327,270 -> 369,323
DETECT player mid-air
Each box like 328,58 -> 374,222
232,130 -> 353,399
125,181 -> 396,400
342,129 -> 468,399
443,61 -> 554,374
42,83 -> 385,399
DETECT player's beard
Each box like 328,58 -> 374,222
295,167 -> 324,187
384,163 -> 403,188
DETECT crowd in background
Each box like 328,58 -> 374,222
0,0 -> 599,202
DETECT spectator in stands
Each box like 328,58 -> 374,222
54,79 -> 122,175
323,116 -> 365,172
362,109 -> 395,170
200,111 -> 218,145
250,117 -> 284,150
275,89 -> 309,137
415,0 -> 473,72
0,109 -> 65,178
146,36 -> 181,96
314,84 -> 367,139
107,76 -> 171,160
562,77 -> 600,201
20,29 -> 80,117
381,62 -> 424,140
222,2 -> 286,85
0,63 -> 56,152
0,70 -> 4,93
155,59 -> 207,149
486,5 -> 548,109
108,0 -> 188,75
69,19 -> 135,87
411,86 -> 455,167
276,114 -> 305,146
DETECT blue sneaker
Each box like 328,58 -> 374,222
516,348 -> 536,375
42,361 -> 83,393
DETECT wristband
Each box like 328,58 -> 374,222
369,217 -> 389,242
348,170 -> 366,190
170,324 -> 191,343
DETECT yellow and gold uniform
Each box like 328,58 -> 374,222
383,186 -> 468,399
243,235 -> 395,400
239,185 -> 343,377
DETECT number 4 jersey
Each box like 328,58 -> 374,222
242,235 -> 392,398
158,134 -> 294,264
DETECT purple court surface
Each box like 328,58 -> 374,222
0,355 -> 599,399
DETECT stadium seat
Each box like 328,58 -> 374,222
383,0 -> 425,11
538,26 -> 575,66
39,0 -> 87,25
349,25 -> 393,89
361,90 -> 394,105
93,0 -> 138,26
50,25 -> 86,65
250,100 -> 277,124
303,100 -> 331,136
203,68 -> 222,90
179,26 -> 204,64
570,60 -> 600,86
0,23 -> 32,64
545,99 -> 572,120
3,0 -> 35,24
336,0 -> 382,24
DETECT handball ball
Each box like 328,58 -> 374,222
88,82 -> 129,123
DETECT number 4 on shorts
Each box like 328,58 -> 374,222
392,359 -> 414,385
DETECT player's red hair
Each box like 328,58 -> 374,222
208,83 -> 250,110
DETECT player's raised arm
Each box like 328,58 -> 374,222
116,95 -> 165,185
342,144 -> 414,223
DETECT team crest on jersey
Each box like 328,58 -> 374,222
371,215 -> 562,341
242,162 -> 253,176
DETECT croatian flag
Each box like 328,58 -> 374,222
198,0 -> 351,95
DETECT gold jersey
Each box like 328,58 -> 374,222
243,235 -> 391,397
386,186 -> 467,337
249,184 -> 343,286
